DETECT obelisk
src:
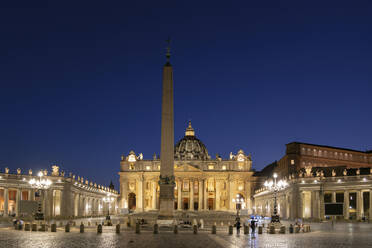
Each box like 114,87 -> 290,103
158,39 -> 175,218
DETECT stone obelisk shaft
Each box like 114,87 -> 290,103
158,61 -> 175,218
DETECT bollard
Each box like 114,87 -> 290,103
258,226 -> 263,234
25,223 -> 31,231
289,224 -> 294,234
212,224 -> 217,234
40,224 -> 46,232
228,225 -> 233,235
280,225 -> 285,234
51,223 -> 57,232
153,224 -> 159,234
32,223 -> 37,232
18,224 -> 23,230
269,225 -> 275,234
295,226 -> 300,233
244,224 -> 249,235
97,224 -> 102,234
88,221 -> 91,227
173,225 -> 178,234
193,225 -> 198,234
80,223 -> 85,233
135,222 -> 140,234
116,224 -> 120,234
65,224 -> 70,232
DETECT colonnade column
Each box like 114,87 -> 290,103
344,190 -> 349,220
137,177 -> 144,211
332,192 -> 336,202
190,179 -> 194,211
4,188 -> 8,216
357,190 -> 363,220
226,178 -> 230,210
198,180 -> 203,211
152,181 -> 157,210
16,189 -> 21,216
177,179 -> 181,210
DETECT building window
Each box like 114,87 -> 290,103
208,165 -> 214,170
324,193 -> 332,203
129,164 -> 135,170
146,166 -> 151,171
222,165 -> 226,170
290,160 -> 295,165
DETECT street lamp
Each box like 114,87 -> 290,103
264,173 -> 288,223
29,171 -> 52,220
103,194 -> 114,220
232,194 -> 244,220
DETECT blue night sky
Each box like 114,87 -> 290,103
1,1 -> 371,189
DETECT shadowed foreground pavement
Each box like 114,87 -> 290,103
1,222 -> 372,248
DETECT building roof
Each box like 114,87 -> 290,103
287,141 -> 371,154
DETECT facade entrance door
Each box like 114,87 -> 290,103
183,198 -> 189,210
208,198 -> 214,210
128,193 -> 136,210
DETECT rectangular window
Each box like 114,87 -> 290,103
336,193 -> 344,203
324,193 -> 332,203
21,191 -> 28,200
349,192 -> 357,209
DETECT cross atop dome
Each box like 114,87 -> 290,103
185,121 -> 195,136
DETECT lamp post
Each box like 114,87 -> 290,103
103,194 -> 114,220
29,171 -> 52,220
232,194 -> 244,220
264,173 -> 288,223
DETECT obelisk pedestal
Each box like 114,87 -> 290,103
158,43 -> 175,219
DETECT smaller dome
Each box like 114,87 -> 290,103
174,122 -> 209,161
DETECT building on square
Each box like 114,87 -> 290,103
119,122 -> 260,213
0,165 -> 118,218
253,142 -> 372,221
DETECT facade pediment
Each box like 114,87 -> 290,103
175,164 -> 202,172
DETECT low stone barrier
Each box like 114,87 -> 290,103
32,223 -> 37,232
244,225 -> 249,234
65,224 -> 70,232
153,224 -> 159,234
174,225 -> 178,234
135,222 -> 140,234
279,225 -> 285,234
97,224 -> 102,234
294,226 -> 300,233
228,225 -> 233,235
80,223 -> 84,233
116,224 -> 120,234
258,226 -> 263,234
39,224 -> 46,232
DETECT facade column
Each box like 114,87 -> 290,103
245,181 -> 251,214
4,188 -> 8,216
344,190 -> 349,220
226,178 -> 231,210
229,180 -> 235,212
369,190 -> 372,221
198,180 -> 203,211
357,190 -> 363,220
177,179 -> 182,210
121,179 -> 128,209
189,179 -> 194,210
203,179 -> 208,210
215,180 -> 220,210
332,191 -> 336,202
152,181 -> 157,210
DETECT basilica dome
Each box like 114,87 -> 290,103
174,122 -> 209,161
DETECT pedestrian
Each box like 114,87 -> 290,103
236,220 -> 241,234
250,219 -> 256,236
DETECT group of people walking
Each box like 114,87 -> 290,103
235,217 -> 258,236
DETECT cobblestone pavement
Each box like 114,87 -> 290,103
0,223 -> 372,248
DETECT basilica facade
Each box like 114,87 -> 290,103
119,122 -> 259,213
